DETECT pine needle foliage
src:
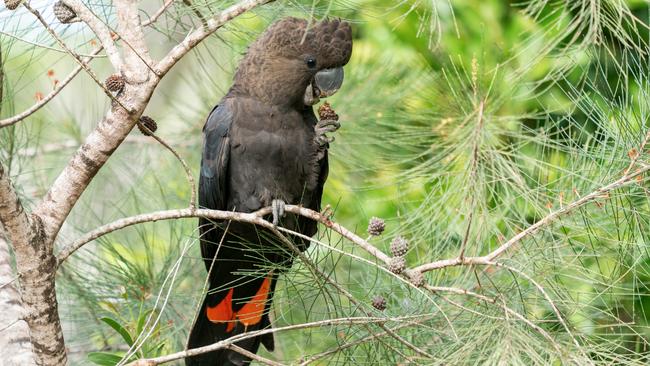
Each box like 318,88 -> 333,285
3,0 -> 650,365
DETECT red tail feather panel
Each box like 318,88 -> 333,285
205,274 -> 272,333
235,275 -> 272,327
206,287 -> 235,332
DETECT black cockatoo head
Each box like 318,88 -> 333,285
232,17 -> 353,107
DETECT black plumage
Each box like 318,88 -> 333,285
187,17 -> 352,366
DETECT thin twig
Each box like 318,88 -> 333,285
414,163 -> 650,273
139,123 -> 197,209
127,316 -> 416,365
0,275 -> 19,290
156,0 -> 274,75
143,0 -> 175,27
299,314 -> 436,365
226,344 -> 284,366
61,0 -> 124,70
0,45 -> 104,128
424,284 -> 564,357
490,261 -> 590,363
0,30 -> 106,58
23,3 -> 130,112
265,226 -> 435,360
0,319 -> 21,334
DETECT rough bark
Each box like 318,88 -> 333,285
0,163 -> 64,365
0,235 -> 36,366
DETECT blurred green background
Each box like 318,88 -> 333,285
3,0 -> 650,364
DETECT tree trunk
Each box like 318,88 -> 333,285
0,236 -> 36,366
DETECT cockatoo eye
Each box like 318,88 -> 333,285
306,57 -> 317,69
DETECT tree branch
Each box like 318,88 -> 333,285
58,155 -> 650,288
424,284 -> 564,357
414,163 -> 650,273
127,316 -> 421,365
0,45 -> 104,129
224,345 -> 284,366
138,123 -> 196,209
61,0 -> 124,71
56,167 -> 631,362
0,163 -> 31,248
54,205 -> 385,265
156,0 -> 273,75
143,0 -> 175,27
23,2 -> 130,112
113,0 -> 156,81
0,30 -> 105,58
56,208 -> 259,265
298,314 -> 436,365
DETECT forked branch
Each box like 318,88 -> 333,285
61,0 -> 124,71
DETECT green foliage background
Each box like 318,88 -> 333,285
3,0 -> 650,364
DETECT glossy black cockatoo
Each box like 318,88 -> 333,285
187,17 -> 352,365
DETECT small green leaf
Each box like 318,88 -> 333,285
100,317 -> 134,346
87,352 -> 124,366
